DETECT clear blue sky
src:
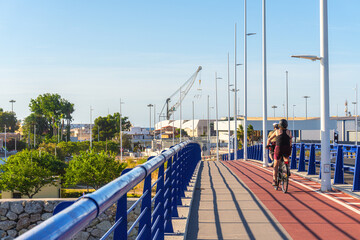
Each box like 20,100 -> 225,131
0,0 -> 359,126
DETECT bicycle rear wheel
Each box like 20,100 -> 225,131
281,176 -> 289,193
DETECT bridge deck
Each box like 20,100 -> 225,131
186,161 -> 290,240
186,160 -> 360,240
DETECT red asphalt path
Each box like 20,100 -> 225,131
223,160 -> 360,240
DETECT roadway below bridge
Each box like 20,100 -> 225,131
186,160 -> 360,240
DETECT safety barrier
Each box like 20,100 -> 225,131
223,142 -> 360,192
18,141 -> 201,240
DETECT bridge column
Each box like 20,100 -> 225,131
298,143 -> 306,172
334,145 -> 344,184
307,144 -> 316,175
353,146 -> 360,191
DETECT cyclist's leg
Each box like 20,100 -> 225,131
273,158 -> 280,184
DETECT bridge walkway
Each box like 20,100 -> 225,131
186,161 -> 291,240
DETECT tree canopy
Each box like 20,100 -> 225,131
0,111 -> 19,132
28,93 -> 74,140
0,150 -> 66,198
92,113 -> 131,141
64,151 -> 126,190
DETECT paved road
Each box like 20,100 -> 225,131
186,161 -> 291,240
224,160 -> 360,240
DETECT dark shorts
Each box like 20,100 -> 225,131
274,145 -> 291,160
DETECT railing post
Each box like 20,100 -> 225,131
164,155 -> 174,232
290,144 -> 297,169
138,157 -> 153,240
113,169 -> 132,240
171,153 -> 180,216
153,162 -> 164,240
334,145 -> 344,184
259,144 -> 263,161
307,144 -> 316,175
353,146 -> 360,191
298,143 -> 306,172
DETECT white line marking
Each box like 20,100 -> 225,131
346,202 -> 360,205
324,192 -> 342,195
241,161 -> 360,215
334,197 -> 354,200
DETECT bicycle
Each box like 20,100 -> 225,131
274,157 -> 290,193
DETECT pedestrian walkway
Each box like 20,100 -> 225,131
224,160 -> 360,240
186,161 -> 291,240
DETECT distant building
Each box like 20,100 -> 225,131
70,124 -> 91,141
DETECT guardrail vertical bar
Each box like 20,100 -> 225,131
171,152 -> 180,216
153,162 -> 164,240
164,156 -> 174,232
298,143 -> 306,172
113,169 -> 132,240
138,157 -> 153,240
307,144 -> 316,175
334,145 -> 344,184
290,144 -> 297,169
259,144 -> 263,161
353,146 -> 360,191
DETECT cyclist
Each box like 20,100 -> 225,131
267,123 -> 279,167
267,119 -> 292,186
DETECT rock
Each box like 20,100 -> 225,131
30,214 -> 41,223
98,213 -> 108,221
1,236 -> 14,240
90,229 -> 104,238
0,221 -> 16,231
0,231 -> 5,238
41,213 -> 52,221
6,230 -> 17,238
96,221 -> 112,231
10,202 -> 23,215
43,202 -> 54,213
0,208 -> 7,216
0,203 -> 9,210
18,229 -> 27,236
0,217 -> 7,221
16,217 -> 30,231
88,236 -> 98,240
25,202 -> 43,214
28,224 -> 37,230
36,221 -> 43,225
5,212 -> 17,221
86,227 -> 93,233
19,213 -> 29,219
73,231 -> 90,240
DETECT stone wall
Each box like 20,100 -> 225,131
0,199 -> 140,240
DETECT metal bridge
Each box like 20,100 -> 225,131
17,141 -> 360,240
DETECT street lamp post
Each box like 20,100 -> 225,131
227,53 -> 231,160
354,84 -> 358,145
120,99 -> 125,161
90,106 -> 93,150
262,0 -> 268,167
291,0 -> 331,192
286,71 -> 289,120
215,72 -> 222,161
207,95 -> 210,156
303,96 -> 310,120
234,23 -> 238,160
271,105 -> 277,118
244,0 -> 256,161
147,104 -> 153,150
9,100 -> 16,113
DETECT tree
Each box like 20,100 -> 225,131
0,150 -> 66,198
23,113 -> 49,147
237,124 -> 255,149
92,113 -> 131,141
64,151 -> 127,190
0,111 -> 19,132
29,93 -> 74,140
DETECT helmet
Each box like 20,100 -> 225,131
272,123 -> 279,129
279,119 -> 288,129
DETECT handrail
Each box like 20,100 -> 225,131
18,140 -> 199,240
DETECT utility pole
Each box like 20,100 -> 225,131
90,106 -> 93,150
286,71 -> 289,120
9,100 -> 15,113
120,99 -> 125,161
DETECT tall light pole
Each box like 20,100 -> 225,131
90,106 -> 93,150
291,0 -> 331,192
4,125 -> 6,160
9,100 -> 15,113
147,104 -> 153,149
227,53 -> 231,160
262,0 -> 268,167
244,0 -> 256,161
192,101 -> 195,138
354,84 -> 358,145
286,71 -> 289,120
120,99 -> 125,161
207,95 -> 210,156
303,96 -> 310,119
271,105 -> 277,118
234,23 -> 238,160
215,72 -> 222,161
180,87 -> 182,143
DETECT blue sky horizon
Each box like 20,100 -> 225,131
0,1 -> 359,127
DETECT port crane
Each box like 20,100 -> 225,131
160,66 -> 202,120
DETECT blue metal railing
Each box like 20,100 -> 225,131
18,141 -> 201,240
225,142 -> 360,192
